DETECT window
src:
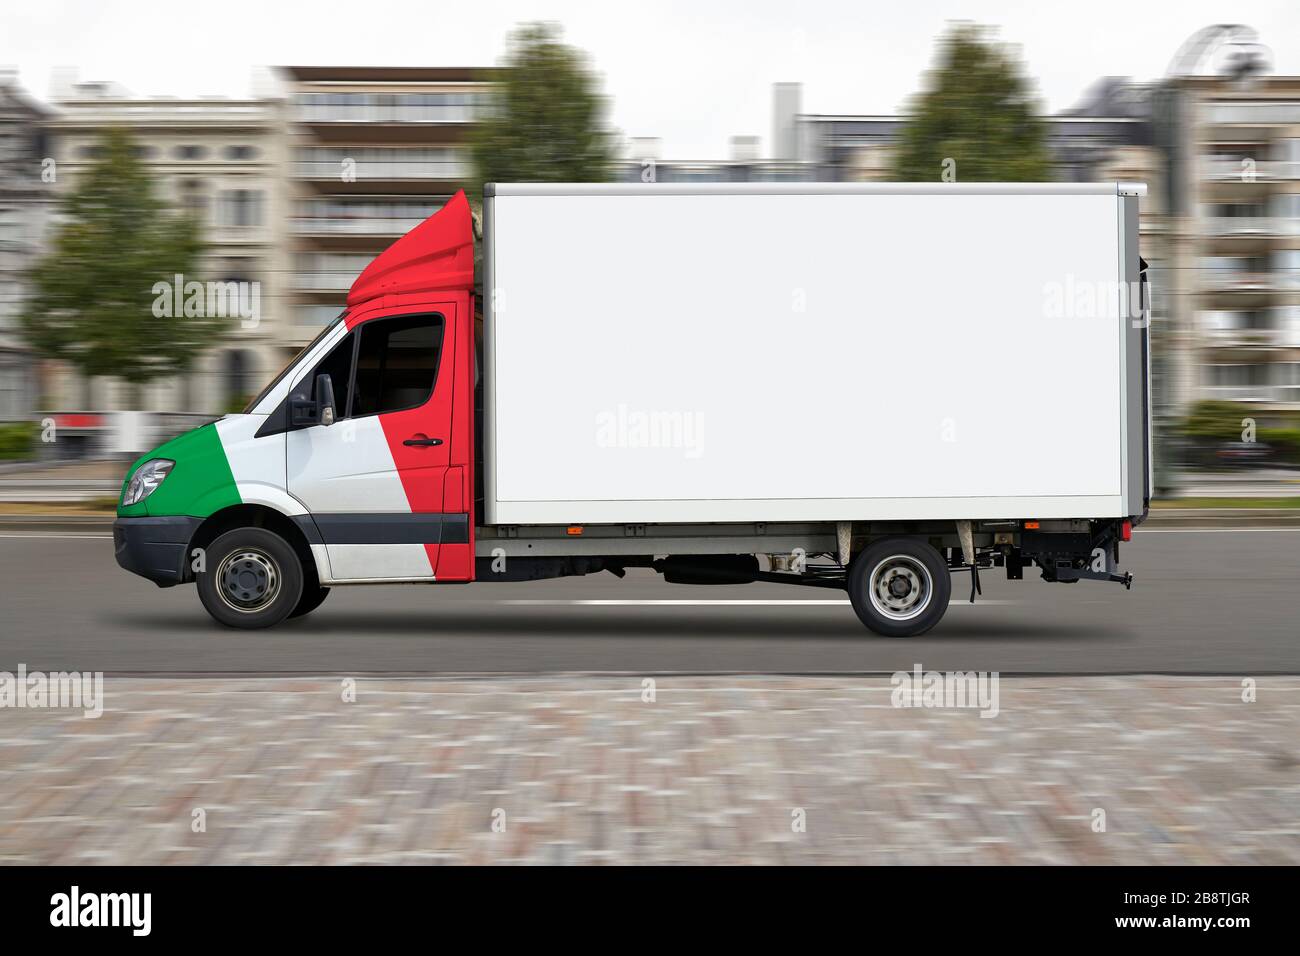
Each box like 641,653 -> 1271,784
224,350 -> 253,410
351,314 -> 443,416
178,178 -> 207,217
216,189 -> 263,227
1205,364 -> 1268,387
224,145 -> 258,161
174,144 -> 209,160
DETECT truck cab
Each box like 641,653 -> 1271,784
114,191 -> 478,626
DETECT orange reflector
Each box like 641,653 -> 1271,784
1024,521 -> 1040,530
1120,520 -> 1132,542
566,526 -> 584,536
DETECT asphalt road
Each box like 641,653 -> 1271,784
0,529 -> 1296,675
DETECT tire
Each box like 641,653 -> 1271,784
847,537 -> 951,637
196,527 -> 304,629
289,585 -> 331,619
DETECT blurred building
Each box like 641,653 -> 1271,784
1160,73 -> 1300,413
0,72 -> 52,421
43,80 -> 290,415
279,66 -> 493,350
12,25 -> 1298,435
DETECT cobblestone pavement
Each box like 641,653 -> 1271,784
0,676 -> 1296,864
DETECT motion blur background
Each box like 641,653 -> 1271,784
2,1 -> 1300,868
1,2 -> 1299,497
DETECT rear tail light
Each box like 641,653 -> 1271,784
1120,520 -> 1132,542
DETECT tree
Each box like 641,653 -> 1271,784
891,24 -> 1051,182
469,22 -> 616,190
21,127 -> 212,407
1180,400 -> 1254,442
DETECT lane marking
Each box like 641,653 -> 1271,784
497,599 -> 1015,606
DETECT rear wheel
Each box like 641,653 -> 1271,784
197,527 -> 304,629
847,538 -> 950,637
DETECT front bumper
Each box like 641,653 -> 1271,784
113,516 -> 203,587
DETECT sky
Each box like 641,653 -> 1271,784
3,0 -> 1298,159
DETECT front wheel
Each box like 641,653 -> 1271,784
197,527 -> 304,629
289,585 -> 330,619
847,538 -> 950,637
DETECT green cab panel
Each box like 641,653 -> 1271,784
117,423 -> 242,518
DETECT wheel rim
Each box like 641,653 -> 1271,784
216,548 -> 281,613
868,555 -> 934,622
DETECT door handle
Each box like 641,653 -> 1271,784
403,436 -> 443,447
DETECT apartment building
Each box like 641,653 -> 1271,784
1169,74 -> 1300,413
279,66 -> 494,347
44,81 -> 290,415
0,73 -> 53,421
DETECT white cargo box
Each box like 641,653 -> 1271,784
482,182 -> 1149,526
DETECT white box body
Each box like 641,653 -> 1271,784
483,183 -> 1149,525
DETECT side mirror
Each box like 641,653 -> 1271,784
315,374 -> 337,426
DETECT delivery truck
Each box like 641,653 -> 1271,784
114,182 -> 1151,636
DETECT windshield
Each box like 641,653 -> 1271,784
241,312 -> 346,413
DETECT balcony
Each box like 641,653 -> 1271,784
1200,270 -> 1278,293
1201,385 -> 1281,403
292,271 -> 359,292
294,160 -> 470,181
1202,326 -> 1286,348
1202,159 -> 1300,181
291,216 -> 427,237
1204,103 -> 1300,126
51,100 -> 274,128
297,103 -> 481,125
1203,217 -> 1295,238
204,223 -> 272,245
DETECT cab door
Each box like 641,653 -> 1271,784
287,305 -> 457,581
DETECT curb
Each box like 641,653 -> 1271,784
0,515 -> 116,534
1143,508 -> 1300,528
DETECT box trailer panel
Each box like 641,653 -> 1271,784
485,184 -> 1137,525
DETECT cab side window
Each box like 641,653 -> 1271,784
352,314 -> 444,417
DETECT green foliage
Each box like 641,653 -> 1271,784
20,128 -> 217,391
1259,427 -> 1300,463
1180,401 -> 1256,441
891,24 -> 1052,182
468,22 -> 615,193
0,422 -> 37,460
1176,402 -> 1300,463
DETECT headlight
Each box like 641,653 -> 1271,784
122,459 -> 174,506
